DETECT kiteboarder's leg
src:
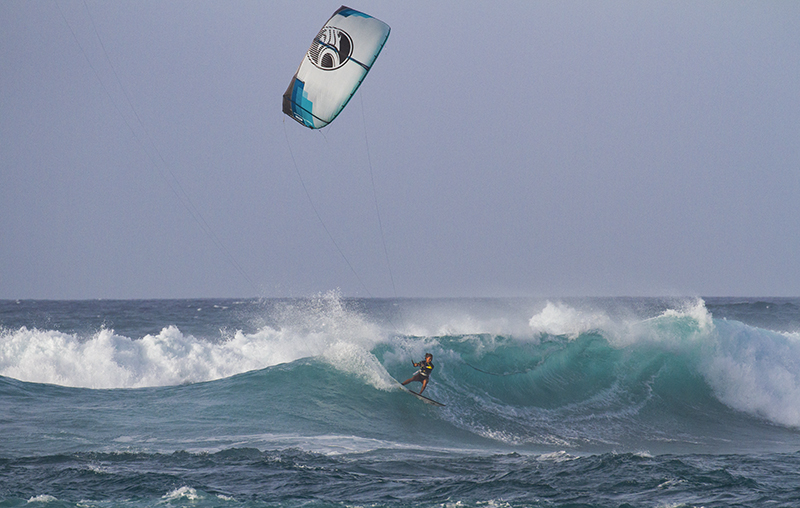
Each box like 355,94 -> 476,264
419,378 -> 428,395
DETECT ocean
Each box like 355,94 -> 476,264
2,295 -> 800,507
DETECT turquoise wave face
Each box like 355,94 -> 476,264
2,297 -> 800,457
4,298 -> 800,508
3,329 -> 799,458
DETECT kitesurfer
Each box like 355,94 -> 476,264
402,353 -> 434,394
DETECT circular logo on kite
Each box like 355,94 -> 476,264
307,26 -> 353,70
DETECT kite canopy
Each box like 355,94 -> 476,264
283,6 -> 390,129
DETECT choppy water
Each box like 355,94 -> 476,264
2,295 -> 800,507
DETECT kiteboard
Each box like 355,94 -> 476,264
399,384 -> 445,407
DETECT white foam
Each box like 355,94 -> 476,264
528,301 -> 612,339
700,319 -> 800,428
26,495 -> 57,504
526,298 -> 714,347
162,487 -> 201,501
0,291 -> 389,389
322,340 -> 397,390
611,297 -> 714,349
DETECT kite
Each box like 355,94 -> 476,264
283,6 -> 390,129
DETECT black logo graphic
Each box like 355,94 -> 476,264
307,26 -> 353,70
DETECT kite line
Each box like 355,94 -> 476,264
55,0 -> 259,293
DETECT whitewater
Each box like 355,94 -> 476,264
2,295 -> 800,507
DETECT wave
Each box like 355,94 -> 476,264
0,293 -> 390,389
3,296 -> 800,452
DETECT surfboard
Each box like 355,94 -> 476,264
399,385 -> 445,406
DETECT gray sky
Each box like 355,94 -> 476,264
1,1 -> 799,299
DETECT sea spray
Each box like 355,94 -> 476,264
4,298 -> 800,508
0,291 -> 389,389
2,296 -> 800,449
528,300 -> 613,339
700,318 -> 800,427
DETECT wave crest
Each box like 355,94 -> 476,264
0,291 -> 387,389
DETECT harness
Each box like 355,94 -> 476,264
417,361 -> 434,378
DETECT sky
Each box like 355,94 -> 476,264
1,1 -> 799,299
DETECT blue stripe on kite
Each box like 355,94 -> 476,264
290,79 -> 315,127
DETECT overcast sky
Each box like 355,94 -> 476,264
2,1 -> 799,299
